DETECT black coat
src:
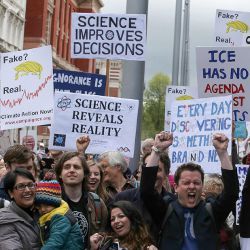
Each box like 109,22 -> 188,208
141,166 -> 239,250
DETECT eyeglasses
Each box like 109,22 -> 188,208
14,182 -> 36,191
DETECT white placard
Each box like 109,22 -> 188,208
169,95 -> 232,174
214,9 -> 250,46
49,92 -> 139,157
0,46 -> 53,129
235,164 -> 249,225
196,46 -> 250,122
164,85 -> 198,131
71,13 -> 146,61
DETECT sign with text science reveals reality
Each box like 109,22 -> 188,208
196,46 -> 250,122
53,69 -> 106,95
164,85 -> 198,131
169,95 -> 232,174
0,46 -> 53,129
49,92 -> 139,157
71,13 -> 146,61
214,9 -> 250,47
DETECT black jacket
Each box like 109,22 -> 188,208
141,166 -> 239,250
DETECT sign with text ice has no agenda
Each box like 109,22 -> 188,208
71,13 -> 146,61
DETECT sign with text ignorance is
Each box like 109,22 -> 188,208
53,69 -> 106,95
196,47 -> 250,122
71,13 -> 146,61
169,95 -> 232,174
49,92 -> 139,157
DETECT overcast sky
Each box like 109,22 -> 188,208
102,0 -> 250,86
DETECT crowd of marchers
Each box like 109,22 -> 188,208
0,130 -> 249,250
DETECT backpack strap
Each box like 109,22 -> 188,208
88,192 -> 102,225
158,203 -> 174,245
205,202 -> 217,231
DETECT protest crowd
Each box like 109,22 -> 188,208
0,128 -> 249,250
1,3 -> 250,250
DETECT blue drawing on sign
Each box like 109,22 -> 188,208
105,30 -> 114,40
57,96 -> 71,111
53,134 -> 66,147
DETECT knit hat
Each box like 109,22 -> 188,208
35,180 -> 62,207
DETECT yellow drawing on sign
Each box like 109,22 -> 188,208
14,61 -> 43,80
226,20 -> 249,33
176,95 -> 193,100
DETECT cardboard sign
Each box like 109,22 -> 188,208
234,121 -> 248,139
164,85 -> 198,131
214,9 -> 250,46
49,92 -> 139,157
169,95 -> 232,174
196,46 -> 250,122
0,46 -> 54,129
53,69 -> 106,95
71,13 -> 146,61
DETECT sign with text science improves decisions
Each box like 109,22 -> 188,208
214,9 -> 250,47
196,46 -> 250,122
49,92 -> 139,157
164,85 -> 198,131
0,46 -> 53,130
53,69 -> 106,95
71,13 -> 146,61
169,95 -> 232,174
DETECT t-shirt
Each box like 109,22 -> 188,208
182,208 -> 198,250
63,191 -> 89,249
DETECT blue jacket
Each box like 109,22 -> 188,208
39,200 -> 83,250
141,166 -> 239,250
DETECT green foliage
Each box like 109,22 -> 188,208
142,73 -> 170,139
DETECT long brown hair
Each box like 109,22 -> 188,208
107,201 -> 153,250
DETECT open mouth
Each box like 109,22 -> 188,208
187,192 -> 196,203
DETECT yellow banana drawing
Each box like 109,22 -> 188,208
176,95 -> 193,100
226,20 -> 249,33
14,61 -> 43,80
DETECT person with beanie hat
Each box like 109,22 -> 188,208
35,178 -> 83,250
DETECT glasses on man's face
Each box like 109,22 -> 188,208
14,182 -> 36,191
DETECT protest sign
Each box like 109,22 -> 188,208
169,95 -> 232,174
214,9 -> 250,46
0,46 -> 53,129
234,121 -> 248,139
164,85 -> 198,131
196,46 -> 250,122
71,13 -> 146,61
236,164 -> 249,225
53,69 -> 106,95
49,92 -> 139,157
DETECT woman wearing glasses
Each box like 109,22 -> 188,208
0,168 -> 41,249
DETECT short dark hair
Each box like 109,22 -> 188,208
55,152 -> 89,189
159,152 -> 170,175
174,162 -> 204,184
4,168 -> 35,193
4,145 -> 34,166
